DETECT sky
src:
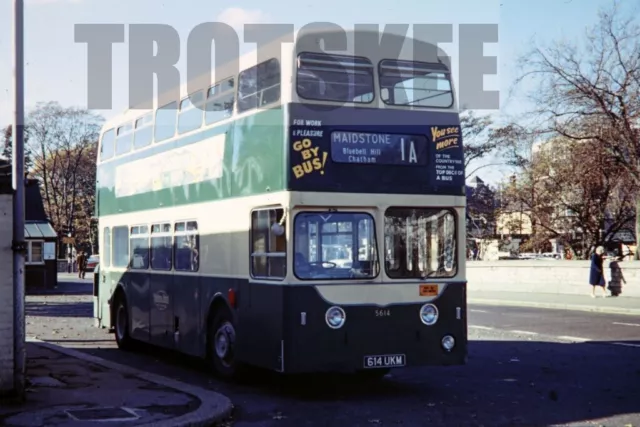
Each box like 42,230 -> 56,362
0,0 -> 629,185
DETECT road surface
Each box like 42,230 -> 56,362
26,277 -> 640,426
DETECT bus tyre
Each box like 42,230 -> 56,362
114,295 -> 134,351
208,309 -> 242,380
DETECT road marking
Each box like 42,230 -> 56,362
470,309 -> 488,313
557,336 -> 590,343
613,322 -> 640,327
612,342 -> 640,348
470,326 -> 640,350
510,330 -> 538,335
469,325 -> 494,330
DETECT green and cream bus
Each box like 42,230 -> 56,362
93,27 -> 468,379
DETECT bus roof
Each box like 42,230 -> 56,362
103,26 -> 454,132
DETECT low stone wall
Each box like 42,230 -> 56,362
467,259 -> 640,298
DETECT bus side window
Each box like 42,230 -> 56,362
112,226 -> 129,268
178,91 -> 204,134
250,207 -> 286,279
237,58 -> 280,113
133,113 -> 153,149
174,221 -> 199,272
115,123 -> 133,156
155,101 -> 177,142
205,78 -> 234,125
130,225 -> 149,269
100,129 -> 115,161
150,223 -> 172,270
103,227 -> 111,267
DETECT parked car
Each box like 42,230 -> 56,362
86,254 -> 99,272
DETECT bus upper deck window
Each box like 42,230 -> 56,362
378,59 -> 454,108
296,53 -> 374,103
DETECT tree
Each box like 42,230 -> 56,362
499,131 -> 637,258
1,125 -> 34,172
459,110 -> 506,178
26,101 -> 103,254
467,179 -> 497,239
511,1 -> 640,256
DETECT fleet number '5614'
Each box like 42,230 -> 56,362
375,309 -> 391,317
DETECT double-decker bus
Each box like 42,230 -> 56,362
93,27 -> 467,379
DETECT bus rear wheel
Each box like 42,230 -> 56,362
208,309 -> 242,379
114,294 -> 134,351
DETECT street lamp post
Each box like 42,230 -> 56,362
12,0 -> 26,398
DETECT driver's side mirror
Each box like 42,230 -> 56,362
271,223 -> 285,236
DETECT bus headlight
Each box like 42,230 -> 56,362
419,303 -> 439,325
325,306 -> 346,329
442,335 -> 455,351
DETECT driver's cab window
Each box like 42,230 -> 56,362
294,211 -> 379,280
250,207 -> 286,279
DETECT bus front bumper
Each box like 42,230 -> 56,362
282,282 -> 468,374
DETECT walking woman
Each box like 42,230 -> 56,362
589,246 -> 608,298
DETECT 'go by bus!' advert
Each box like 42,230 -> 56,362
290,119 -> 328,179
430,125 -> 464,186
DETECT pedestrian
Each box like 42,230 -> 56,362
77,251 -> 87,279
589,246 -> 607,298
608,256 -> 626,297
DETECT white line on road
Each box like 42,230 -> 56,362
469,309 -> 488,313
613,322 -> 640,327
612,342 -> 640,348
471,326 -> 640,350
557,336 -> 590,343
509,330 -> 538,335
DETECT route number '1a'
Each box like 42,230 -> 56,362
400,138 -> 418,163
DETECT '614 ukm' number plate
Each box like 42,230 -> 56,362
363,354 -> 406,368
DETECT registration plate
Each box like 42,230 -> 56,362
363,354 -> 406,368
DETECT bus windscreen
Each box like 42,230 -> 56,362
384,208 -> 456,278
293,211 -> 379,280
296,53 -> 375,103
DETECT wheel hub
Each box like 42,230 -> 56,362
214,321 -> 236,364
116,305 -> 126,340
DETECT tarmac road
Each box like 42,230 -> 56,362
26,276 -> 640,426
469,304 -> 640,346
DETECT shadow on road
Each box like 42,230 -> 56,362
74,337 -> 640,426
28,279 -> 93,296
26,301 -> 92,318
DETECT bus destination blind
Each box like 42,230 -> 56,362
330,131 -> 428,166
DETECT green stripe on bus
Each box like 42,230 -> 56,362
97,108 -> 286,216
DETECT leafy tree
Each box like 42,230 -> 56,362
510,1 -> 640,257
1,124 -> 34,172
499,132 -> 637,258
459,110 -> 507,179
467,179 -> 498,239
26,101 -> 103,254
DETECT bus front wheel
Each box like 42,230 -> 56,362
208,309 -> 241,379
114,294 -> 134,351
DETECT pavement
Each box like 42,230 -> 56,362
0,338 -> 232,426
468,289 -> 640,316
